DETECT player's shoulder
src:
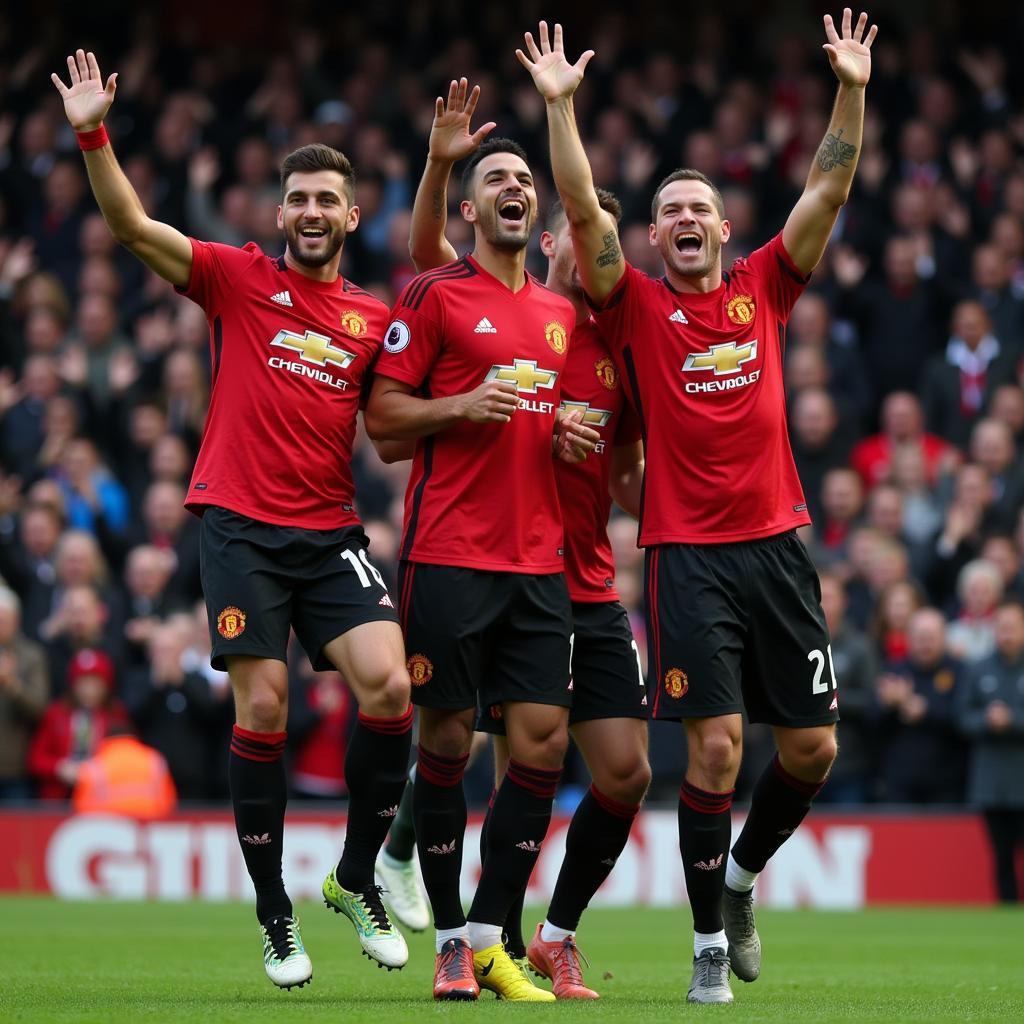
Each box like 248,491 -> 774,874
339,277 -> 389,315
529,274 -> 576,318
395,257 -> 478,311
727,232 -> 808,289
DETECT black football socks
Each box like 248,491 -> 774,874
229,725 -> 291,924
678,778 -> 734,934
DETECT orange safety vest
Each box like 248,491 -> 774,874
72,736 -> 178,819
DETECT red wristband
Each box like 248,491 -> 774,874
75,125 -> 109,151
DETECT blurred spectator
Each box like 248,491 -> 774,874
0,500 -> 62,640
968,417 -> 1024,531
870,579 -> 924,663
850,391 -> 954,490
817,572 -> 876,804
288,655 -> 358,800
815,467 -> 864,562
27,648 -> 128,800
946,559 -> 1002,664
921,300 -> 1017,448
72,722 -> 178,820
789,387 -> 851,525
39,583 -> 119,699
0,587 -> 49,800
873,608 -> 967,803
958,599 -> 1024,902
122,621 -> 226,800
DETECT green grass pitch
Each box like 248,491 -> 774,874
1,898 -> 1021,1022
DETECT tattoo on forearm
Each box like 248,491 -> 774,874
596,230 -> 622,268
431,188 -> 445,219
817,129 -> 857,172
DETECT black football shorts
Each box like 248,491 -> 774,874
477,598 -> 649,734
398,561 -> 572,712
645,530 -> 839,727
200,505 -> 399,671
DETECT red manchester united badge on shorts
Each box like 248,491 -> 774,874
726,294 -> 756,325
595,357 -> 618,389
545,320 -> 568,355
664,667 -> 688,699
217,606 -> 247,639
407,653 -> 434,686
340,309 -> 369,337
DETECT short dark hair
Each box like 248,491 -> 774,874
547,187 -> 623,232
461,138 -> 529,198
280,144 -> 356,204
651,168 -> 725,221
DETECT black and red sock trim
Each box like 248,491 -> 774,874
590,783 -> 641,821
679,778 -> 735,815
230,725 -> 286,762
772,752 -> 826,798
357,704 -> 413,736
417,744 -> 469,788
506,759 -> 562,799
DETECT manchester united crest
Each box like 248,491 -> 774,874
595,357 -> 619,389
217,606 -> 246,640
545,320 -> 568,355
407,653 -> 434,686
340,309 -> 369,337
664,667 -> 689,700
726,294 -> 756,325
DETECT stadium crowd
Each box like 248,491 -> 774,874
0,2 -> 1023,864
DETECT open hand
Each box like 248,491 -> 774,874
51,50 -> 117,131
823,9 -> 877,89
516,22 -> 594,103
428,78 -> 496,163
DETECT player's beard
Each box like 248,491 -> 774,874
662,228 -> 722,280
478,204 -> 534,254
287,225 -> 346,268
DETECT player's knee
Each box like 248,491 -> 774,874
375,665 -> 411,715
600,757 -> 652,806
692,730 -> 741,780
420,713 -> 473,759
782,728 -> 837,783
515,721 -> 569,770
240,686 -> 286,733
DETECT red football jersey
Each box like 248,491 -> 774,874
379,255 -> 574,573
591,232 -> 811,545
556,318 -> 641,601
178,240 -> 389,529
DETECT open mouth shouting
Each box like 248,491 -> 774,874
674,231 -> 703,256
497,194 -> 527,228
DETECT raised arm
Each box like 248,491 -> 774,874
51,50 -> 192,287
409,78 -> 496,272
782,9 -> 878,276
517,23 -> 624,304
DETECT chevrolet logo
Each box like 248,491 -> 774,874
270,329 -> 356,369
485,359 -> 558,394
682,340 -> 758,376
559,400 -> 612,427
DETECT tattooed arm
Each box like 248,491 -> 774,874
783,9 -> 878,275
518,22 -> 624,304
409,78 -> 496,272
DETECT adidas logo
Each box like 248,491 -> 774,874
829,695 -> 839,711
242,833 -> 272,845
378,593 -> 394,608
378,805 -> 399,818
515,839 -> 542,853
474,317 -> 497,333
270,290 -> 293,306
669,308 -> 688,324
693,853 -> 724,871
427,839 -> 457,855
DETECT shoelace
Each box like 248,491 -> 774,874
553,938 -> 590,987
438,940 -> 472,982
696,949 -> 730,988
356,884 -> 392,933
264,916 -> 299,962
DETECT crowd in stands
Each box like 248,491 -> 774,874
1,4 -> 1023,870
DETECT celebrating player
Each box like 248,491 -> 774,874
401,78 -> 650,1000
519,9 -> 877,1004
365,99 -> 598,997
52,50 -> 414,989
